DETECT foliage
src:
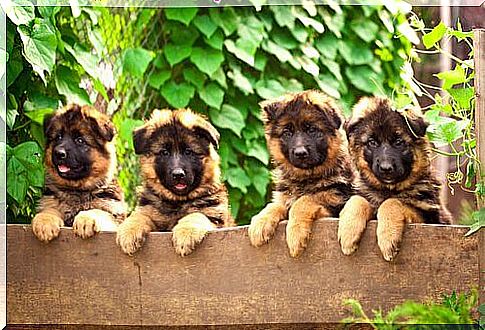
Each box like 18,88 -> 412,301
106,4 -> 416,224
4,1 -> 107,222
342,289 -> 479,329
399,19 -> 484,235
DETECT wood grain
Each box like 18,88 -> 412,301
7,220 -> 479,326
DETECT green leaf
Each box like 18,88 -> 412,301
246,141 -> 269,165
435,65 -> 468,90
271,6 -> 295,29
3,0 -> 35,25
7,157 -> 28,203
17,18 -> 57,83
204,29 -> 224,50
237,16 -> 265,47
209,105 -> 245,137
224,39 -> 257,66
427,118 -> 469,147
209,7 -> 239,36
272,29 -> 298,49
193,15 -> 218,38
315,74 -> 340,99
263,40 -> 292,63
183,67 -> 206,90
447,87 -> 474,109
55,66 -> 91,105
93,78 -> 109,101
315,34 -> 339,60
345,66 -> 383,94
423,21 -> 447,49
211,67 -> 227,89
164,43 -> 192,66
120,118 -> 144,150
123,47 -> 155,78
14,141 -> 44,187
321,58 -> 342,81
321,8 -> 345,38
6,48 -> 23,87
148,70 -> 171,89
290,23 -> 308,43
297,56 -> 319,77
167,22 -> 199,46
24,108 -> 54,125
244,159 -> 270,197
6,108 -> 18,130
350,19 -> 379,43
338,40 -> 374,65
190,47 -> 224,76
255,79 -> 286,99
226,167 -> 251,194
161,81 -> 195,108
227,68 -> 254,95
199,82 -> 224,109
64,43 -> 99,80
164,8 -> 198,26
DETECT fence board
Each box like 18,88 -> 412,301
6,220 -> 479,327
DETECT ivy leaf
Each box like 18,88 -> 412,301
321,58 -> 342,81
164,8 -> 198,26
227,68 -> 253,95
290,23 -> 308,43
55,66 -> 91,105
24,108 -> 54,126
246,141 -> 270,165
435,65 -> 468,89
183,67 -> 206,90
3,0 -> 35,25
226,167 -> 251,194
190,47 -> 224,76
148,70 -> 171,89
120,118 -> 144,150
17,18 -> 57,83
315,74 -> 340,99
200,82 -> 225,109
338,40 -> 373,65
164,43 -> 192,66
297,56 -> 319,77
263,40 -> 292,63
122,47 -> 155,78
447,87 -> 474,110
211,67 -> 227,89
204,29 -> 224,50
315,34 -> 338,60
224,39 -> 257,66
244,159 -> 270,196
427,118 -> 469,147
320,8 -> 345,38
64,43 -> 99,80
271,6 -> 295,29
255,79 -> 286,99
209,7 -> 239,36
209,105 -> 245,137
7,157 -> 29,203
350,19 -> 379,43
345,66 -> 383,94
422,21 -> 447,49
161,81 -> 195,108
272,29 -> 298,49
193,15 -> 218,38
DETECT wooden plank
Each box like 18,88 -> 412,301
6,220 -> 478,327
474,28 -> 485,208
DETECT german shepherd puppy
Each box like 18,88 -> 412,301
32,104 -> 126,242
248,90 -> 353,257
338,96 -> 452,261
116,109 -> 234,256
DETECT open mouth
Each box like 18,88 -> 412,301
174,183 -> 188,191
58,164 -> 71,173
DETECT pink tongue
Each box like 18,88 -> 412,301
58,165 -> 70,173
175,183 -> 187,190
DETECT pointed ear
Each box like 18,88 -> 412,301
344,117 -> 361,137
318,105 -> 342,130
259,100 -> 281,123
133,126 -> 149,154
195,122 -> 220,149
88,117 -> 116,142
407,116 -> 428,137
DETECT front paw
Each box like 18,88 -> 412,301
172,225 -> 207,257
286,222 -> 311,258
32,213 -> 63,243
376,221 -> 402,262
73,211 -> 99,239
248,214 -> 278,247
116,221 -> 147,255
338,219 -> 360,256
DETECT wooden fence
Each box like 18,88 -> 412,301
6,220 -> 481,328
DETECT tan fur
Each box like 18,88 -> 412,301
338,195 -> 374,255
172,213 -> 217,256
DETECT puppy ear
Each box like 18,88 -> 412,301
89,117 -> 116,142
407,116 -> 428,137
320,106 -> 342,130
133,126 -> 149,154
344,117 -> 360,137
259,100 -> 281,123
195,123 -> 220,149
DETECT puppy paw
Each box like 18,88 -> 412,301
116,221 -> 147,255
73,211 -> 99,239
248,214 -> 278,247
172,225 -> 207,257
376,222 -> 402,261
286,222 -> 311,258
32,213 -> 63,243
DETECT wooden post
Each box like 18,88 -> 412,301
473,28 -> 485,307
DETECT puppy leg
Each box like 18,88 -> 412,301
286,196 -> 330,258
32,209 -> 64,243
248,202 -> 287,247
172,213 -> 216,257
116,207 -> 156,255
338,195 -> 374,255
377,198 -> 423,261
73,209 -> 118,239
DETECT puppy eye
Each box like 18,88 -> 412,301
184,149 -> 193,156
282,126 -> 293,137
367,138 -> 379,148
160,149 -> 170,156
394,138 -> 405,147
307,125 -> 317,134
75,137 -> 86,145
56,134 -> 63,141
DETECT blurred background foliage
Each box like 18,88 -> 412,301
4,2 -> 418,224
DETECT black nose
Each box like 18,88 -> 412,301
378,160 -> 394,173
293,146 -> 309,159
55,148 -> 67,159
172,168 -> 186,180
